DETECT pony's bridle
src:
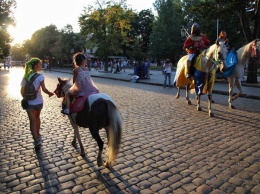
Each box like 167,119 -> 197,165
54,81 -> 67,98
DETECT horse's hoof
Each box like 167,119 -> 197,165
230,105 -> 236,109
209,112 -> 214,117
211,100 -> 215,103
187,100 -> 191,105
175,95 -> 179,99
197,107 -> 202,111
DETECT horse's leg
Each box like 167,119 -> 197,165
175,87 -> 180,99
89,127 -> 104,167
70,119 -> 85,156
196,94 -> 202,111
186,84 -> 191,105
207,93 -> 214,117
228,78 -> 235,109
232,79 -> 242,101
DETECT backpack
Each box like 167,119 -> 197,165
23,73 -> 40,100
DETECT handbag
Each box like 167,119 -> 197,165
21,99 -> 29,109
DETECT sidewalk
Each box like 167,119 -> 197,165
49,67 -> 260,100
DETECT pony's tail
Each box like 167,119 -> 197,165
106,100 -> 122,165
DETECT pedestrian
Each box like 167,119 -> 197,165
144,59 -> 151,79
163,59 -> 172,88
183,22 -> 210,79
20,58 -> 54,149
61,52 -> 99,115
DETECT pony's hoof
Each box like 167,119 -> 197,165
187,100 -> 191,105
197,106 -> 202,111
104,161 -> 111,168
175,94 -> 179,99
71,141 -> 77,148
211,99 -> 215,103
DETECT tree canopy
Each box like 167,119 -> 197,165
0,0 -> 16,59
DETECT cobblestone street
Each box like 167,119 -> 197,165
0,68 -> 259,193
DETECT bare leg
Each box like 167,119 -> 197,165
27,110 -> 38,140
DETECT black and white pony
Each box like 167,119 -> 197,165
54,77 -> 122,168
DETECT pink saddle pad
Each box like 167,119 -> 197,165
70,95 -> 89,113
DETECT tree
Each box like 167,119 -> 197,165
53,25 -> 85,65
0,0 -> 16,58
126,9 -> 154,61
24,25 -> 60,61
79,0 -> 134,71
150,0 -> 184,64
10,43 -> 26,61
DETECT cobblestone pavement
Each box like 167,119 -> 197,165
0,69 -> 259,194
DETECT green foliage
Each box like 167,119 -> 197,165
0,0 -> 16,58
79,1 -> 135,60
10,43 -> 25,60
150,0 -> 184,64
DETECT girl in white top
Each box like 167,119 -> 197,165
20,58 -> 54,149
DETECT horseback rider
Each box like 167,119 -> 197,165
183,22 -> 210,78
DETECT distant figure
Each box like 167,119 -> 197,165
163,59 -> 172,88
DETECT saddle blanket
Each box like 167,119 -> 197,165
67,92 -> 114,113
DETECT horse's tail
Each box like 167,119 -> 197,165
105,100 -> 122,165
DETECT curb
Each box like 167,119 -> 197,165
50,69 -> 260,100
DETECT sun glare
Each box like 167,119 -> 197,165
7,68 -> 24,99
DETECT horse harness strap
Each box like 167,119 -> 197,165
205,48 -> 220,71
251,42 -> 257,58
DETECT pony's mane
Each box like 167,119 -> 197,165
62,79 -> 72,92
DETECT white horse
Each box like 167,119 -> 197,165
174,41 -> 228,117
222,39 -> 260,109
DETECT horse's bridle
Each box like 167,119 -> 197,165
205,44 -> 226,70
251,39 -> 259,58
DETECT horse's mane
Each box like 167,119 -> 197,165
236,41 -> 252,60
63,79 -> 73,92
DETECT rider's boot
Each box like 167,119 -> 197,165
186,60 -> 192,79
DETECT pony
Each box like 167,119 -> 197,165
54,77 -> 122,168
174,41 -> 228,117
220,39 -> 260,109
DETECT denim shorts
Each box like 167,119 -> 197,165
26,103 -> 43,111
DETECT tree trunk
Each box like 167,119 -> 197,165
246,58 -> 258,83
